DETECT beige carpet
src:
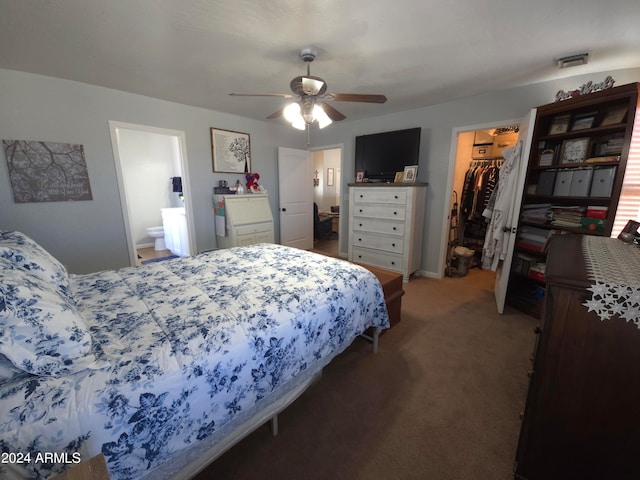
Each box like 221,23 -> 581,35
195,268 -> 537,480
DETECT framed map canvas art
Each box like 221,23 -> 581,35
3,140 -> 93,203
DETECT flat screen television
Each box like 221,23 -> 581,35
354,127 -> 421,182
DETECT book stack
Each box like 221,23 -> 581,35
513,252 -> 538,275
529,262 -> 546,282
521,204 -> 552,225
517,226 -> 549,252
550,206 -> 586,228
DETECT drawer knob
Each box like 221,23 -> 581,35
392,243 -> 396,247
359,209 -> 363,213
393,211 -> 397,215
394,195 -> 398,199
359,194 -> 363,198
358,238 -> 362,242
391,261 -> 395,265
393,227 -> 397,231
358,255 -> 362,259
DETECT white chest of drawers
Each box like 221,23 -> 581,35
348,184 -> 427,281
214,193 -> 274,249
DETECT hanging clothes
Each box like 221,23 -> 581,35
482,142 -> 523,271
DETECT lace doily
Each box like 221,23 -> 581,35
581,236 -> 640,326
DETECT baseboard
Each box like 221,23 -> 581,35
136,242 -> 154,249
414,269 -> 440,279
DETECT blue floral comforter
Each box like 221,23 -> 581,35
0,244 -> 389,479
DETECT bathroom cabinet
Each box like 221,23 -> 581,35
214,193 -> 274,248
161,207 -> 190,256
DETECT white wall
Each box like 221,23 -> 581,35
0,68 -> 306,273
1,67 -> 639,276
314,67 -> 640,276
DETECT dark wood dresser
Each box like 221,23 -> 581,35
514,234 -> 640,480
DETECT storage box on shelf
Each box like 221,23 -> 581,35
507,82 -> 639,317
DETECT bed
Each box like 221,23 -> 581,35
0,231 -> 389,480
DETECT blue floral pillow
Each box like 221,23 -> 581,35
0,230 -> 71,298
0,266 -> 98,377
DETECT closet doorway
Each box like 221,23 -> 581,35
442,121 -> 520,281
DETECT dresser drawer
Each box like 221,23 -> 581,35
352,232 -> 404,254
352,204 -> 406,221
352,217 -> 405,236
236,222 -> 273,236
351,246 -> 403,273
353,188 -> 407,205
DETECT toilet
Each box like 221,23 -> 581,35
146,226 -> 166,251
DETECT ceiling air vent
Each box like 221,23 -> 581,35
557,53 -> 589,69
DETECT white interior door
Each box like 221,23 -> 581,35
278,147 -> 313,249
494,109 -> 537,313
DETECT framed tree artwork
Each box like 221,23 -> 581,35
211,128 -> 251,173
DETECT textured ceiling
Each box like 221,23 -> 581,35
1,0 -> 639,124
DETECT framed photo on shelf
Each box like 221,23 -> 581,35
210,128 -> 251,173
355,170 -> 365,183
560,137 -> 590,164
403,165 -> 418,183
601,105 -> 628,126
548,114 -> 571,135
538,149 -> 555,166
571,112 -> 598,131
394,171 -> 404,183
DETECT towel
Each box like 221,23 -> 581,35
172,176 -> 183,193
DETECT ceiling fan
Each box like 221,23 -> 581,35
229,48 -> 387,130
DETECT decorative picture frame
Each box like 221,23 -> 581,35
601,105 -> 628,127
538,149 -> 555,167
571,112 -> 598,131
3,139 -> 93,203
394,171 -> 404,183
548,114 -> 571,135
355,170 -> 365,183
326,168 -> 334,186
403,165 -> 418,183
560,137 -> 590,164
618,219 -> 640,242
210,128 -> 251,173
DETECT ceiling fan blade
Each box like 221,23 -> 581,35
319,102 -> 346,121
330,93 -> 387,103
229,93 -> 294,98
266,109 -> 283,120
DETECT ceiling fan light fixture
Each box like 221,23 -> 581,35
313,104 -> 332,129
283,102 -> 301,122
291,117 -> 306,130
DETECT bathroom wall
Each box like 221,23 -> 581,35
118,128 -> 183,248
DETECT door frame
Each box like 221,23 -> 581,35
309,143 -> 344,254
109,121 -> 196,266
437,118 -> 521,279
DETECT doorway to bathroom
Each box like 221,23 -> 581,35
109,121 -> 195,267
